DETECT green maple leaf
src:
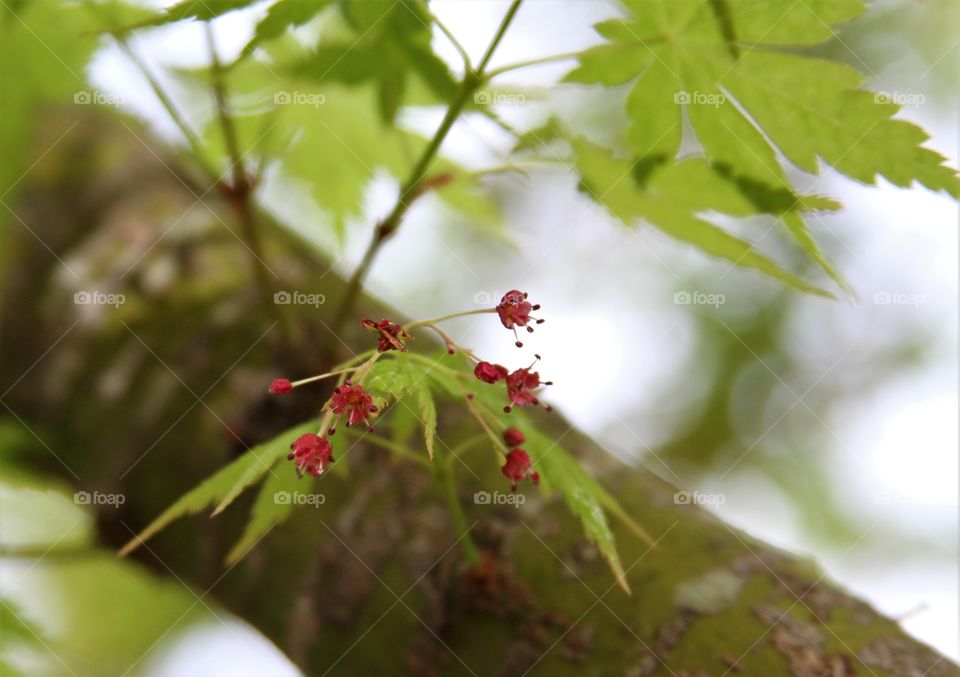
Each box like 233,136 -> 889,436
566,0 -> 957,196
564,0 -> 959,291
571,136 -> 836,297
288,0 -> 458,122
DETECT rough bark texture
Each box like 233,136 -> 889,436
3,112 -> 957,677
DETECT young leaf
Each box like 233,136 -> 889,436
225,463 -> 307,564
523,428 -> 633,593
236,0 -> 335,62
414,383 -> 437,460
287,0 -> 457,122
119,419 -> 318,556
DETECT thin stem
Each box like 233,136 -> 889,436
433,15 -> 471,70
112,37 -> 217,182
422,324 -> 479,362
333,0 -> 525,329
331,348 -> 375,371
404,308 -> 496,331
345,429 -> 431,467
475,0 -> 523,74
351,351 -> 382,386
397,352 -> 466,377
485,50 -> 583,79
291,366 -> 360,388
463,394 -> 509,455
205,24 -> 293,343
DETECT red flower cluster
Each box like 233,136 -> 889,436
474,355 -> 552,414
270,373 -> 379,475
329,384 -> 379,430
288,433 -> 334,477
270,289 -> 550,488
501,449 -> 539,491
496,290 -> 542,347
361,318 -> 411,353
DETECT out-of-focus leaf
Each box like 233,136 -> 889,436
116,0 -> 260,30
0,1 -> 148,206
236,0 -> 336,62
287,0 -> 457,122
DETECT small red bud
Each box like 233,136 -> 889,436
269,378 -> 293,395
503,427 -> 525,447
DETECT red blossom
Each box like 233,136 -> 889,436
329,384 -> 378,427
501,449 -> 539,491
495,290 -> 542,347
503,427 -> 525,447
287,433 -> 334,477
504,367 -> 541,410
474,361 -> 508,384
361,318 -> 411,353
269,378 -> 293,395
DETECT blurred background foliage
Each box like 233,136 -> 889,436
0,0 -> 957,673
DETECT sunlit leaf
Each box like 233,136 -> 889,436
571,137 -> 835,297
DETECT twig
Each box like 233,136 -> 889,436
433,15 -> 471,71
205,24 -> 294,344
333,0 -> 525,330
484,50 -> 583,78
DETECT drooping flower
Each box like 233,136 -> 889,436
503,427 -> 525,447
269,378 -> 293,395
329,384 -> 378,427
504,367 -> 541,411
361,318 -> 411,353
501,449 -> 539,491
495,290 -> 542,347
288,433 -> 334,477
474,361 -> 508,384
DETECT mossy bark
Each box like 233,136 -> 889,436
3,113 -> 956,677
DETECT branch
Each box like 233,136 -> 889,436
333,0 -> 525,330
205,25 -> 294,345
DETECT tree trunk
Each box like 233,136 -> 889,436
3,112 -> 955,677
